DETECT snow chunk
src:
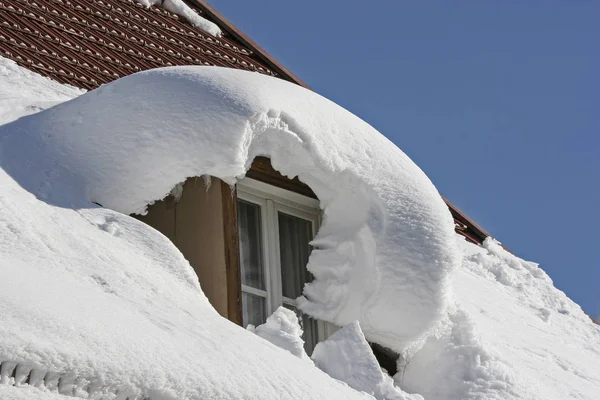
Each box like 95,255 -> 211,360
0,66 -> 460,351
313,321 -> 422,400
135,0 -> 221,36
250,307 -> 312,362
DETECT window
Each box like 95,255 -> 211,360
237,178 -> 322,354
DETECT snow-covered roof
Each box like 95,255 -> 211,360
1,60 -> 599,400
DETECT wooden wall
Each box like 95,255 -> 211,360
135,176 -> 241,324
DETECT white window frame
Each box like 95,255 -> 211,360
237,178 -> 335,343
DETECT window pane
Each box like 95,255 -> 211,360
283,303 -> 319,356
278,212 -> 313,299
242,292 -> 266,328
237,200 -> 265,290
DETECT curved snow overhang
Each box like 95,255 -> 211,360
0,66 -> 460,352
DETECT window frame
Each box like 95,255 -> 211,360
237,178 -> 333,343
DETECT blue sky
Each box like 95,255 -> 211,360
211,1 -> 599,317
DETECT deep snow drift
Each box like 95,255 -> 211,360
0,65 -> 460,352
0,167 -> 374,400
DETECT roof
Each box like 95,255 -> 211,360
0,0 -> 308,89
0,0 -> 489,244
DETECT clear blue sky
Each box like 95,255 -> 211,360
211,1 -> 599,317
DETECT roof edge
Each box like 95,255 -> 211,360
442,196 -> 491,243
192,0 -> 310,89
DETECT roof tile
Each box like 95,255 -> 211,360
0,0 -> 281,89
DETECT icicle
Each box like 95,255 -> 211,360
169,182 -> 184,203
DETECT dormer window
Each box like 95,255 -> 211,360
237,178 -> 321,353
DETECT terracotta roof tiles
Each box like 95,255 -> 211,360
0,0 -> 287,89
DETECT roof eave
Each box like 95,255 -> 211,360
191,0 -> 310,89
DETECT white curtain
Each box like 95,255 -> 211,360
278,212 -> 319,354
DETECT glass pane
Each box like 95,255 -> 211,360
242,292 -> 266,328
278,212 -> 313,299
237,200 -> 265,290
283,303 -> 319,356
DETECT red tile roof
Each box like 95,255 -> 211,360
0,0 -> 490,244
0,0 -> 306,89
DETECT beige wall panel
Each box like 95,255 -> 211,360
134,177 -> 230,319
135,198 -> 176,242
174,177 -> 229,318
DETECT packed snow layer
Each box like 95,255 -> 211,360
135,0 -> 222,36
399,237 -> 600,400
0,65 -> 460,352
0,58 -> 84,125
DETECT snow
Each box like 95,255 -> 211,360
0,65 -> 460,353
0,58 -> 85,125
1,58 -> 600,400
0,385 -> 69,400
312,321 -> 422,400
399,236 -> 600,400
135,0 -> 222,37
0,59 -> 374,399
249,307 -> 313,362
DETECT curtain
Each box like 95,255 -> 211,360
238,200 -> 265,290
278,212 -> 319,354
